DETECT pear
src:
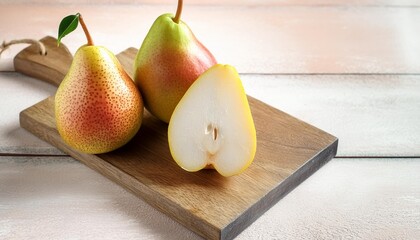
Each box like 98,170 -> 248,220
168,64 -> 257,177
55,13 -> 143,154
134,0 -> 217,123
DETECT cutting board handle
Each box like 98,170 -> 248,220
13,36 -> 139,87
14,36 -> 73,87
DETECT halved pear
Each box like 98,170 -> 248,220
168,64 -> 257,177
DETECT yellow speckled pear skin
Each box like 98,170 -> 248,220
134,11 -> 217,123
168,64 -> 257,177
55,46 -> 143,154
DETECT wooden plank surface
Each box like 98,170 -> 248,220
2,156 -> 419,239
5,72 -> 419,157
0,72 -> 62,155
239,157 -> 420,239
1,4 -> 420,74
4,72 -> 419,158
241,74 -> 420,157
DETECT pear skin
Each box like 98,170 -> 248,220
55,46 -> 143,154
134,13 -> 216,123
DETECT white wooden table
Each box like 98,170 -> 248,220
1,1 -> 419,239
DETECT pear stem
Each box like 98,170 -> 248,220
79,14 -> 94,46
173,0 -> 183,24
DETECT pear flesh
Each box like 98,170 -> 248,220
168,64 -> 257,177
55,46 -> 143,154
134,13 -> 217,123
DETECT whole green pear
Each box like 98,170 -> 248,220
134,0 -> 217,123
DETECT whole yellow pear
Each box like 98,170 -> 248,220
55,45 -> 143,154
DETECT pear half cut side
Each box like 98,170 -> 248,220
168,64 -> 257,177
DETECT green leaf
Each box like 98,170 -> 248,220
57,13 -> 80,46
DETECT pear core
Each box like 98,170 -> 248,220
204,123 -> 221,156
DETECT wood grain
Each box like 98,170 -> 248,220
17,39 -> 337,239
241,74 -> 420,157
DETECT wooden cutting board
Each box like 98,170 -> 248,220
17,37 -> 338,240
